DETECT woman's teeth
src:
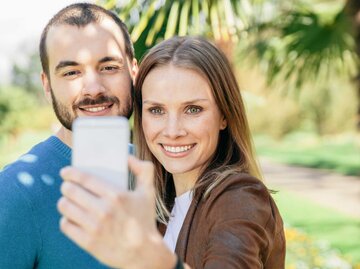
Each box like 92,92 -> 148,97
163,145 -> 193,153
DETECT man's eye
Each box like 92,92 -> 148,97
186,106 -> 202,114
149,107 -> 164,114
63,70 -> 80,77
101,66 -> 119,71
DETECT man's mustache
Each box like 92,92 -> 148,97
74,95 -> 120,108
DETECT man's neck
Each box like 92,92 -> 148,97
55,126 -> 73,148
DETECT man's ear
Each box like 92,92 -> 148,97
131,58 -> 138,84
41,71 -> 52,103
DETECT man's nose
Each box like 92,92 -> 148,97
82,70 -> 106,97
163,114 -> 187,138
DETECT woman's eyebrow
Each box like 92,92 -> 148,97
142,100 -> 163,105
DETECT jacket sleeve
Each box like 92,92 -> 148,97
201,177 -> 277,269
0,176 -> 41,268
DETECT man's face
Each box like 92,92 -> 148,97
42,18 -> 136,130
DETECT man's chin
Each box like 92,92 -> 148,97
54,115 -> 75,131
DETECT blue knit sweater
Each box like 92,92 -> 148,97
0,136 -> 110,269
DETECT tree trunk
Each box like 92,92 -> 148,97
345,0 -> 360,129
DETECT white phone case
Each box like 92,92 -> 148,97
72,116 -> 129,190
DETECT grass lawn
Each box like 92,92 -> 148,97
273,190 -> 360,266
254,132 -> 360,176
0,130 -> 51,170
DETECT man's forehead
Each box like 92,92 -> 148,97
47,18 -> 125,43
46,19 -> 127,65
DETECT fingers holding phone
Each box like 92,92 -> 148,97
58,117 -> 162,268
58,156 -> 161,269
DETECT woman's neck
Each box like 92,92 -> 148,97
172,170 -> 199,197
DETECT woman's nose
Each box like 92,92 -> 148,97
162,114 -> 187,138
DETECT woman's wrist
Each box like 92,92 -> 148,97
173,256 -> 184,269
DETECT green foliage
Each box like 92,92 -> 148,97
11,45 -> 44,99
0,86 -> 38,137
295,78 -> 358,135
0,85 -> 54,138
239,55 -> 357,137
97,0 -> 252,58
246,1 -> 358,90
244,91 -> 303,138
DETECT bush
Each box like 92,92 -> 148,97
244,91 -> 303,139
285,227 -> 355,269
299,81 -> 357,135
0,86 -> 39,137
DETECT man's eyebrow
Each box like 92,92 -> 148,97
55,61 -> 79,73
143,99 -> 209,105
99,56 -> 124,64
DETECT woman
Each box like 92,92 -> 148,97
58,36 -> 286,269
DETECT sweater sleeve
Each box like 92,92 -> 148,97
0,176 -> 41,268
201,177 -> 276,269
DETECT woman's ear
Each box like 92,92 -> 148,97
220,116 -> 227,130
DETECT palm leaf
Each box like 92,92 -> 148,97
99,0 -> 252,45
246,3 -> 358,91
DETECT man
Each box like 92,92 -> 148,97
0,3 -> 137,268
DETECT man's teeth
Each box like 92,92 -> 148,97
83,106 -> 107,112
163,145 -> 193,153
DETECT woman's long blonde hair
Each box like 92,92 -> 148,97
134,36 -> 262,223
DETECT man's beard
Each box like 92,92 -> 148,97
50,88 -> 133,131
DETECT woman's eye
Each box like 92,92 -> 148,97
186,106 -> 201,114
149,107 -> 164,114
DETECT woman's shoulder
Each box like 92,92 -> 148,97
199,172 -> 276,226
208,172 -> 270,200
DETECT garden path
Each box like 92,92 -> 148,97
260,158 -> 360,219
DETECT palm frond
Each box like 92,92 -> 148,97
98,0 -> 253,45
246,3 -> 358,91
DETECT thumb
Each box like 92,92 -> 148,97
128,155 -> 155,192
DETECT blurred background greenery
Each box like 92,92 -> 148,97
0,0 -> 359,268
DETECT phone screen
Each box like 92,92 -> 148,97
72,116 -> 129,190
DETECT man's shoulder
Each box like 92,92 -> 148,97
1,135 -> 70,174
0,136 -> 70,202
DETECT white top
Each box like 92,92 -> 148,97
163,190 -> 193,252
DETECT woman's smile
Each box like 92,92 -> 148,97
160,143 -> 196,157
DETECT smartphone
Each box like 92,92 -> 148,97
72,116 -> 129,190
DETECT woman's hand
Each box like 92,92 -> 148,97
58,156 -> 177,269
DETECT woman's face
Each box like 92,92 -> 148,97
141,65 -> 227,182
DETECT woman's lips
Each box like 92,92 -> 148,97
160,143 -> 196,157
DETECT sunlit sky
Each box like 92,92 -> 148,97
0,0 -> 95,84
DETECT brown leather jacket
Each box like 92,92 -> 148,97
159,173 -> 286,269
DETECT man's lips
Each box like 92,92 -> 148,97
78,103 -> 113,113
